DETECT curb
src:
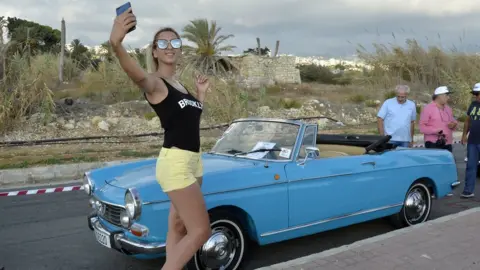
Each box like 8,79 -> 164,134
0,158 -> 145,189
255,206 -> 480,270
0,185 -> 83,197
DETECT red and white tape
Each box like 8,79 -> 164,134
0,185 -> 83,197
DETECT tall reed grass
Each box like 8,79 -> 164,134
0,52 -> 80,133
356,38 -> 480,109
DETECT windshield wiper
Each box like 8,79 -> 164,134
208,148 -> 243,155
234,147 -> 282,157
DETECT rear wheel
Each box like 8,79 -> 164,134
186,211 -> 248,270
390,181 -> 432,228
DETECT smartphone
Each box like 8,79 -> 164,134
116,2 -> 136,33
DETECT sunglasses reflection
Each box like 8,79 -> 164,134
156,38 -> 182,49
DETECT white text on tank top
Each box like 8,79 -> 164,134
178,98 -> 203,110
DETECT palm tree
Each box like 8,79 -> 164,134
70,39 -> 82,52
181,18 -> 236,76
100,41 -> 113,62
70,39 -> 91,69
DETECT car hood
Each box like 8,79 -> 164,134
105,153 -> 269,203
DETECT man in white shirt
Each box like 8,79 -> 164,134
377,85 -> 417,147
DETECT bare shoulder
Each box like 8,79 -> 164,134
143,74 -> 168,104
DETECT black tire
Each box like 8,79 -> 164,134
389,181 -> 432,228
186,211 -> 249,270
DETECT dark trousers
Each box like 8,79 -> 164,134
464,144 -> 480,194
424,141 -> 453,152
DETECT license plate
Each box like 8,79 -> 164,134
94,228 -> 111,248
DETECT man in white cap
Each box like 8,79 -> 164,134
460,83 -> 480,198
419,86 -> 457,152
377,85 -> 417,147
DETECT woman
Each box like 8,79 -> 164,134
109,9 -> 211,270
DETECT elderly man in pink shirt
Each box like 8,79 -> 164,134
419,86 -> 457,152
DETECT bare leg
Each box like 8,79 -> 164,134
162,181 -> 211,270
165,177 -> 203,255
165,204 -> 186,256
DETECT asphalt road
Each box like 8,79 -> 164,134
1,144 -> 480,270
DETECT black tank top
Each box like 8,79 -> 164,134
145,78 -> 203,153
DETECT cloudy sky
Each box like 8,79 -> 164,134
1,0 -> 479,57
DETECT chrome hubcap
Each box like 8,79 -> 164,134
404,187 -> 427,223
198,226 -> 237,269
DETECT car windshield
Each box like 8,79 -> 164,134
210,120 -> 300,160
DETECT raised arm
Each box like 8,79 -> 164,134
109,8 -> 167,98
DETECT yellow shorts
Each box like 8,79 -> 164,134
155,147 -> 203,192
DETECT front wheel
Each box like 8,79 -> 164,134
390,182 -> 432,228
187,211 -> 248,270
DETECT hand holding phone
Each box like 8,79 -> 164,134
110,2 -> 137,47
116,2 -> 136,33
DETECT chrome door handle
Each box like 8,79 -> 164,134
361,161 -> 376,166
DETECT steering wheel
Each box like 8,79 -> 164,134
266,150 -> 279,160
365,135 -> 392,153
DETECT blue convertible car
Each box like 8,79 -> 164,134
84,117 -> 460,270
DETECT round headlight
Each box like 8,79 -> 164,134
125,192 -> 135,219
120,211 -> 131,228
83,173 -> 93,195
124,188 -> 142,220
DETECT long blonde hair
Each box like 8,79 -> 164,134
146,27 -> 181,73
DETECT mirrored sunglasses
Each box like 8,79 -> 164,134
156,38 -> 182,49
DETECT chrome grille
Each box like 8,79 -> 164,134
101,203 -> 124,227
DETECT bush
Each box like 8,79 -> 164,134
384,90 -> 396,100
349,94 -> 367,103
297,64 -> 353,85
79,56 -> 142,104
144,112 -> 157,120
0,52 -> 67,133
365,99 -> 378,107
279,98 -> 301,109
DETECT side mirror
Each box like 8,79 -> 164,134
306,146 -> 320,158
299,146 -> 320,165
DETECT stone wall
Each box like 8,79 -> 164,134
229,55 -> 301,88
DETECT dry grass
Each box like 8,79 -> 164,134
356,37 -> 480,109
0,143 -> 160,169
2,35 -> 478,135
0,53 -> 78,134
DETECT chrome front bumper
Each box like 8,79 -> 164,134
88,214 -> 166,255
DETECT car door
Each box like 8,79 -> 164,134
285,124 -> 378,228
